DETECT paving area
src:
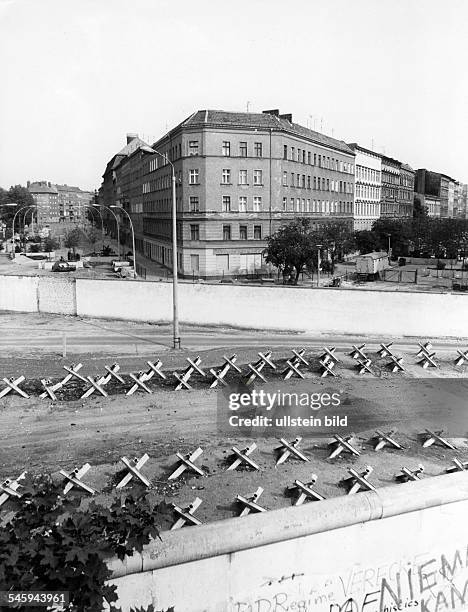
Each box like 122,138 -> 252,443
1,312 -> 467,532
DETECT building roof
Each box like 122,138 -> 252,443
347,142 -> 381,158
28,182 -> 58,194
169,110 -> 354,155
400,163 -> 414,173
358,251 -> 388,260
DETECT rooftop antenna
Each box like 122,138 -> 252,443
246,101 -> 251,112
320,117 -> 323,132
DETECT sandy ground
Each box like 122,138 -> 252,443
1,313 -> 467,532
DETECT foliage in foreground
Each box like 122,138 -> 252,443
0,474 -> 171,612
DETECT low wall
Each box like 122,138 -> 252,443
0,275 -> 38,312
75,278 -> 468,337
107,472 -> 468,612
1,274 -> 468,337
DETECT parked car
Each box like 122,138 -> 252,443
52,261 -> 76,272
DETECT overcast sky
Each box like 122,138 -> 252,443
0,0 -> 467,191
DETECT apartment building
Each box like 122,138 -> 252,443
28,181 -> 93,225
414,169 -> 460,218
348,144 -> 381,230
133,109 -> 355,278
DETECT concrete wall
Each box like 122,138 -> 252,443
37,277 -> 76,315
1,274 -> 468,338
106,472 -> 468,612
75,278 -> 468,337
0,275 -> 38,312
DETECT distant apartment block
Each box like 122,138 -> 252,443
380,156 -> 415,219
99,110 -> 356,278
414,169 -> 458,218
348,144 -> 381,230
28,181 -> 94,225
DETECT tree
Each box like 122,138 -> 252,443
354,229 -> 382,254
86,228 -> 99,252
0,185 -> 35,228
372,218 -> 411,257
43,236 -> 59,252
321,221 -> 356,273
413,194 -> 428,219
264,218 -> 320,283
64,228 -> 81,255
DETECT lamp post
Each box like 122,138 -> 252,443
94,204 -> 121,258
386,233 -> 391,264
12,205 -> 34,258
144,145 -> 180,350
316,244 -> 322,287
84,205 -> 105,252
110,205 -> 136,278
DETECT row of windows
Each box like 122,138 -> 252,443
189,223 -> 263,241
281,197 -> 353,214
355,185 -> 380,200
283,145 -> 354,174
355,202 -> 380,217
222,140 -> 263,157
222,168 -> 264,185
356,166 -> 381,183
282,171 -> 353,193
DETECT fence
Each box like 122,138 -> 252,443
382,269 -> 418,283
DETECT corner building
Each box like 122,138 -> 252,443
141,109 -> 355,278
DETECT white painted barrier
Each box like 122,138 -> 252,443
1,274 -> 468,337
107,472 -> 468,612
0,275 -> 38,312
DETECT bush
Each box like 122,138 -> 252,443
0,474 -> 169,612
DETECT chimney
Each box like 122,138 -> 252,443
27,180 -> 30,188
48,182 -> 51,187
126,133 -> 138,144
279,113 -> 293,123
262,109 -> 280,117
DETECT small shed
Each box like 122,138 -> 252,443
355,252 -> 388,278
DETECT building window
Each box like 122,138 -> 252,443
222,196 -> 231,212
307,176 -> 311,189
189,196 -> 199,212
188,141 -> 199,156
291,147 -> 295,161
239,169 -> 248,185
222,169 -> 231,184
302,150 -> 306,164
189,169 -> 199,184
239,196 -> 247,212
254,142 -> 263,157
222,141 -> 231,156
239,225 -> 248,240
223,225 -> 231,240
282,197 -> 287,211
282,171 -> 288,186
190,224 -> 199,240
302,175 -> 306,188
253,169 -> 263,185
254,225 -> 262,239
283,145 -> 288,160
239,142 -> 247,157
253,196 -> 262,212
307,152 -> 311,165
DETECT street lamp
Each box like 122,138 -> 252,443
110,205 -> 136,278
386,233 -> 391,264
84,205 -> 105,251
316,244 -> 323,287
144,145 -> 180,350
11,205 -> 34,258
94,204 -> 121,258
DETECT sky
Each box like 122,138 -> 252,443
0,0 -> 467,191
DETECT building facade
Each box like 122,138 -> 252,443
398,164 -> 415,218
348,144 -> 381,230
380,156 -> 401,218
414,169 -> 459,218
133,109 -> 355,278
28,181 -> 93,225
